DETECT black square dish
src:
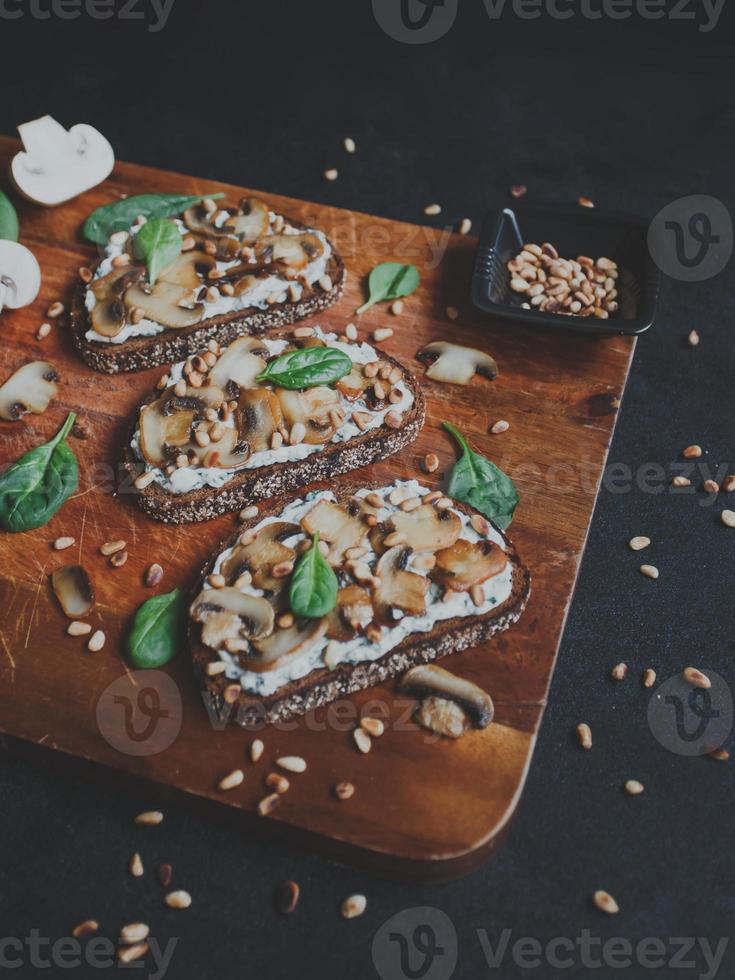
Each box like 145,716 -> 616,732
471,201 -> 662,336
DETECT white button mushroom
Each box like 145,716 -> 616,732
0,240 -> 41,313
11,115 -> 114,207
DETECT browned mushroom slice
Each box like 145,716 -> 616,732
182,204 -> 219,236
373,547 -> 429,624
255,233 -> 324,273
389,504 -> 462,553
139,396 -> 195,466
398,663 -> 495,729
237,388 -> 283,454
245,617 -> 328,673
325,585 -> 373,641
209,337 -> 268,391
159,250 -> 216,289
301,500 -> 368,567
0,361 -> 59,421
90,265 -> 144,302
416,697 -> 470,739
222,197 -> 270,242
50,565 -> 95,620
220,522 -> 299,592
416,342 -> 498,385
124,281 -> 204,329
276,386 -> 342,445
334,367 -> 370,401
205,427 -> 250,469
430,538 -> 508,592
230,273 -> 264,298
90,297 -> 127,338
191,588 -> 275,651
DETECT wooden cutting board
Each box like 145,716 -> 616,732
0,135 -> 634,880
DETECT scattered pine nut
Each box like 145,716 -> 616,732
708,748 -> 730,762
265,772 -> 290,794
100,539 -> 126,556
610,662 -> 628,681
120,923 -> 150,945
491,420 -> 509,434
703,480 -> 720,494
319,273 -> 333,292
672,476 -> 691,488
110,550 -> 128,568
639,564 -> 659,580
144,563 -> 164,588
157,864 -> 173,887
510,184 -> 527,199
578,196 -> 595,209
470,584 -> 485,608
372,327 -> 394,342
593,890 -> 619,914
445,305 -> 459,320
239,505 -> 259,522
334,781 -> 355,801
643,668 -> 657,688
134,810 -> 163,826
250,739 -> 264,763
47,301 -> 64,318
53,536 -> 75,551
78,266 -> 93,283
360,717 -> 384,737
723,476 -> 735,493
218,769 -> 244,791
134,471 -> 155,490
390,300 -> 404,315
257,793 -> 281,816
687,329 -> 700,347
683,667 -> 711,689
629,536 -> 650,551
205,661 -> 226,677
353,728 -> 372,754
276,880 -> 300,914
72,920 -> 99,939
293,325 -> 314,338
422,453 -> 439,473
341,894 -> 367,919
67,621 -> 92,636
458,218 -> 472,235
129,852 -> 144,877
624,780 -> 644,796
682,444 -> 702,459
165,890 -> 192,910
343,137 -> 356,154
721,510 -> 735,528
276,756 -> 306,774
36,322 -> 51,340
424,204 -> 441,216
576,723 -> 592,750
324,168 -> 339,181
87,630 -> 106,653
208,573 -> 226,589
118,942 -> 149,964
345,322 -> 358,340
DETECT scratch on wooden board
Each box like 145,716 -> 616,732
78,499 -> 88,562
25,557 -> 52,649
0,633 -> 16,683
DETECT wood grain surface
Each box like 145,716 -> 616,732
0,135 -> 635,879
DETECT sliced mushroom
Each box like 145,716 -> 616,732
191,588 -> 274,651
205,427 -> 250,468
415,697 -> 470,739
246,617 -> 327,673
397,663 -> 495,729
334,367 -> 370,402
222,197 -> 270,241
0,241 -> 41,313
276,386 -> 342,445
90,265 -> 144,302
221,522 -> 299,592
159,250 -> 216,289
139,396 -> 196,466
325,585 -> 373,641
416,342 -> 498,386
237,388 -> 283,454
0,360 -> 58,421
389,504 -> 462,553
123,281 -> 204,329
301,500 -> 367,566
209,337 -> 268,391
90,297 -> 127,338
430,538 -> 508,592
182,204 -> 219,236
255,233 -> 324,273
51,564 -> 95,620
373,547 -> 429,624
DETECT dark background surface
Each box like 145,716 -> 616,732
1,2 -> 734,977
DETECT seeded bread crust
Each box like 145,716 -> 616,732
69,236 -> 345,374
119,348 -> 426,524
189,484 -> 531,727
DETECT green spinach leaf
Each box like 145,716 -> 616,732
0,191 -> 19,241
133,217 -> 182,285
356,262 -> 420,314
257,346 -> 352,390
289,532 -> 338,618
0,412 -> 78,533
128,588 -> 185,669
443,421 -> 519,530
82,192 -> 224,245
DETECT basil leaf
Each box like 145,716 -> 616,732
0,412 -> 78,533
289,532 -> 338,618
82,192 -> 225,245
356,262 -> 420,314
0,191 -> 19,241
133,218 -> 182,285
443,421 -> 519,530
257,346 -> 352,390
128,588 -> 185,669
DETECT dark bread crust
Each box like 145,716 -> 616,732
69,226 -> 345,374
119,347 -> 426,524
189,483 -> 531,727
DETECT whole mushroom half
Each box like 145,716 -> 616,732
416,342 -> 498,386
398,663 -> 495,733
0,360 -> 58,421
0,240 -> 41,314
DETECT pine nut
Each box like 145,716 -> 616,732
53,536 -> 75,550
277,612 -> 295,629
703,480 -> 719,494
578,196 -> 595,209
683,667 -> 711,689
446,306 -> 459,320
207,573 -> 226,589
271,431 -> 284,449
87,630 -> 105,652
422,453 -> 439,473
345,546 -> 369,560
47,301 -> 65,318
353,728 -> 371,754
118,942 -> 149,963
72,920 -> 99,939
345,322 -> 358,340
67,621 -> 92,636
129,852 -> 144,877
624,780 -> 644,796
257,793 -> 281,816
343,137 -> 356,153
470,514 -> 490,535
384,411 -> 402,429
721,510 -> 735,528
643,668 -> 657,688
165,890 -> 192,909
134,810 -> 163,826
289,422 -> 306,445
424,203 -> 441,215
593,890 -> 619,914
610,662 -> 628,681
144,563 -> 164,587
334,781 -> 355,800
205,661 -> 226,676
399,497 -> 421,512
250,739 -> 264,763
372,327 -> 393,342
238,505 -> 259,522
576,723 -> 592,749
470,584 -> 485,607
639,564 -> 659,580
277,880 -> 300,914
318,274 -> 333,291
360,717 -> 384,737
36,322 -> 51,340
435,497 -> 453,510
265,772 -> 290,794
723,476 -> 735,493
682,444 -> 702,459
272,560 -> 294,578
276,756 -> 306,773
628,536 -> 650,551
390,300 -> 404,315
341,894 -> 367,919
218,769 -> 244,791
120,923 -> 149,944
459,218 -> 472,235
100,539 -> 126,556
491,419 -> 509,434
324,168 -> 338,181
687,329 -> 700,347
709,748 -> 729,762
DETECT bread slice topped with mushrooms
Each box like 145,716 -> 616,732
189,479 -> 530,726
122,326 -> 425,524
71,196 -> 345,374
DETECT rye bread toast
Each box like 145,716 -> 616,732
188,482 -> 531,727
